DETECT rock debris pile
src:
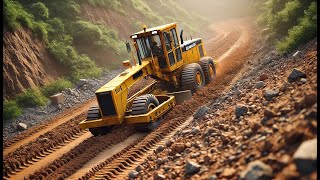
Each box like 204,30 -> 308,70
129,39 -> 317,179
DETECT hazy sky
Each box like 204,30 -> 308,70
178,0 -> 253,20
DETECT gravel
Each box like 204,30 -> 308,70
3,68 -> 124,141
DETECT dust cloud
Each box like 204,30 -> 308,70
178,0 -> 255,21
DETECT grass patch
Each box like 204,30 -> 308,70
16,89 -> 48,108
3,100 -> 22,121
41,78 -> 73,97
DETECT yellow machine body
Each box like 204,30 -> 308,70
79,22 -> 216,130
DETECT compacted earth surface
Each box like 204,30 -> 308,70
130,39 -> 317,179
3,18 -> 317,180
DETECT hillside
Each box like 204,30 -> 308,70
3,0 -> 207,100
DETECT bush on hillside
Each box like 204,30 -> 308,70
4,0 -> 34,31
30,2 -> 49,20
276,2 -> 317,54
47,37 -> 102,82
71,20 -> 125,54
41,78 -> 73,97
3,100 -> 22,121
16,89 -> 48,108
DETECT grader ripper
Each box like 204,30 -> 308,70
79,23 -> 217,136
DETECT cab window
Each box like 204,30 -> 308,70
135,35 -> 163,59
170,29 -> 179,47
163,32 -> 172,51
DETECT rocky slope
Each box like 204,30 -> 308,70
3,27 -> 66,99
129,38 -> 317,179
3,0 -> 205,99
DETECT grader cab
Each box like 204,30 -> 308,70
79,22 -> 217,136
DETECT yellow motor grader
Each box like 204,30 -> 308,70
79,22 -> 217,136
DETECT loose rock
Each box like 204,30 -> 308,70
264,89 -> 279,101
235,104 -> 248,118
259,74 -> 268,81
255,81 -> 265,89
293,138 -> 317,175
154,173 -> 165,180
288,68 -> 306,82
264,108 -> 276,118
240,160 -> 273,180
129,170 -> 139,179
17,123 -> 28,131
156,145 -> 164,153
191,126 -> 201,135
221,167 -> 236,178
185,161 -> 201,175
194,105 -> 210,119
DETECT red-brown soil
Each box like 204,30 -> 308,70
3,28 -> 67,99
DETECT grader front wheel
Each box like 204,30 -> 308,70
87,106 -> 112,136
181,63 -> 205,93
131,94 -> 160,132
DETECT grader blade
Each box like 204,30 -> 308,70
167,90 -> 192,105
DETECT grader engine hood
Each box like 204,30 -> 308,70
93,61 -> 153,124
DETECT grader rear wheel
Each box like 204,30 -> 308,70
198,57 -> 216,84
131,94 -> 160,132
181,63 -> 205,93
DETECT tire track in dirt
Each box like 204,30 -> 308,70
3,98 -> 97,156
67,133 -> 147,179
71,18 -> 256,180
4,18 -> 255,180
7,132 -> 92,180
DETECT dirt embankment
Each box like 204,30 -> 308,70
3,28 -> 67,99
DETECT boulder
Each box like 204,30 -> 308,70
264,89 -> 279,101
240,160 -> 273,180
255,81 -> 265,89
156,145 -> 164,153
17,123 -> 27,131
293,138 -> 317,175
288,68 -> 306,82
259,74 -> 269,81
50,93 -> 65,105
235,104 -> 248,118
128,170 -> 139,179
194,105 -> 210,119
191,126 -> 201,135
185,160 -> 201,175
156,158 -> 164,165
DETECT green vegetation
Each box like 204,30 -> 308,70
4,0 -> 121,83
256,0 -> 317,54
276,2 -> 317,53
16,89 -> 48,108
30,2 -> 49,20
41,78 -> 73,97
3,0 -> 207,113
3,100 -> 22,121
71,20 -> 125,55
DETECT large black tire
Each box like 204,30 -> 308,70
198,57 -> 216,84
131,94 -> 160,132
87,106 -> 112,136
181,63 -> 205,93
131,94 -> 159,115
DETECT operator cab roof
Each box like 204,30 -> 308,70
131,22 -> 177,37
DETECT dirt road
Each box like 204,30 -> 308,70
4,18 -> 260,180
